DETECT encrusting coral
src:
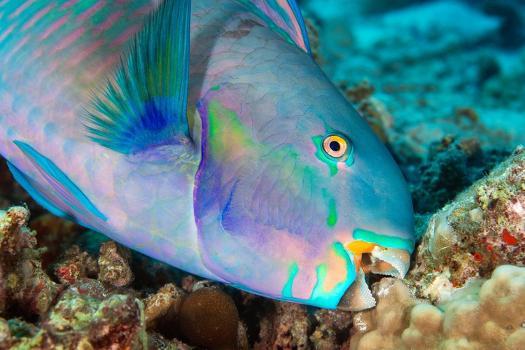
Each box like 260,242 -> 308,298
255,302 -> 310,350
98,241 -> 134,288
350,265 -> 525,350
310,309 -> 353,349
0,207 -> 60,317
54,245 -> 98,285
143,283 -> 184,331
0,202 -> 256,349
43,279 -> 147,349
408,146 -> 525,302
349,146 -> 525,350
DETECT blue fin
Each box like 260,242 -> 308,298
7,161 -> 72,220
13,140 -> 107,222
236,0 -> 311,54
85,0 -> 192,154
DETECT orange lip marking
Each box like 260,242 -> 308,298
346,241 -> 377,272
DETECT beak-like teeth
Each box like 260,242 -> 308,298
337,268 -> 376,312
370,246 -> 411,278
337,243 -> 412,312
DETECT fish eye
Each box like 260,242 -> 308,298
322,134 -> 350,160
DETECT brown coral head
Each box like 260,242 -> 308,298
177,287 -> 239,350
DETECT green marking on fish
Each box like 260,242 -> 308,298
322,188 -> 337,228
309,242 -> 356,306
282,262 -> 299,298
353,228 -> 414,253
310,263 -> 328,295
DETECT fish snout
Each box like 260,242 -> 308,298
336,228 -> 413,311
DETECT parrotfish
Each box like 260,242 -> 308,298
0,0 -> 415,310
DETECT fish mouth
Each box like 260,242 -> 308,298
336,231 -> 412,312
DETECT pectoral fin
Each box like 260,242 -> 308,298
10,140 -> 106,228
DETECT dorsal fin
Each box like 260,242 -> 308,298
236,0 -> 311,54
85,0 -> 192,155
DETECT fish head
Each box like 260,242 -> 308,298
194,71 -> 414,310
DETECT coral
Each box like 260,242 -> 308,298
0,207 -> 193,349
98,241 -> 134,288
177,286 -> 240,349
310,309 -> 353,350
30,214 -> 81,269
0,205 -> 246,349
0,278 -> 148,349
408,146 -> 525,301
180,275 -> 198,293
350,265 -> 525,350
349,278 -> 417,350
144,283 -> 184,337
54,245 -> 98,285
0,207 -> 61,317
44,279 -> 147,349
255,302 -> 310,350
409,136 -> 509,214
0,318 -> 11,348
148,332 -> 192,350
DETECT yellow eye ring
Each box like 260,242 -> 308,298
322,135 -> 349,159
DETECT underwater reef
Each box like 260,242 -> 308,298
0,144 -> 523,349
1,0 -> 524,349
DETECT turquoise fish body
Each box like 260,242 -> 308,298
0,0 -> 415,310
